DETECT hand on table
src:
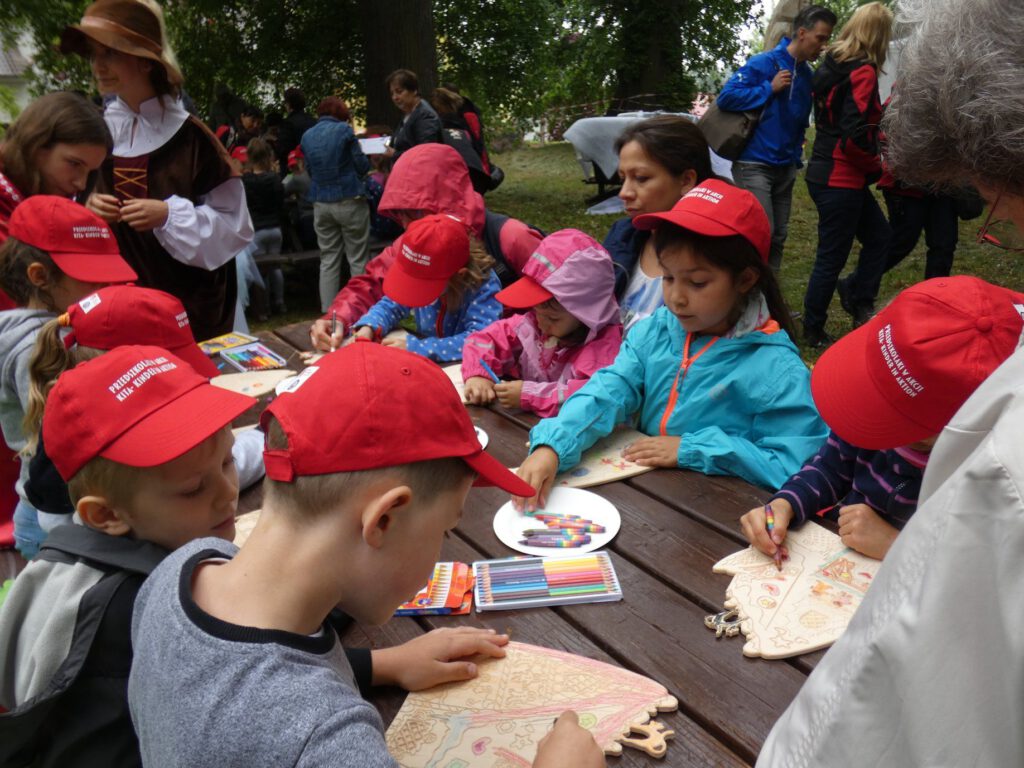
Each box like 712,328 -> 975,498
513,446 -> 558,512
86,193 -> 121,223
370,627 -> 509,691
494,380 -> 523,409
464,376 -> 497,405
353,326 -> 375,341
837,503 -> 898,560
310,318 -> 347,352
533,711 -> 606,768
621,436 -> 680,467
382,334 -> 407,350
740,498 -> 793,562
120,198 -> 169,231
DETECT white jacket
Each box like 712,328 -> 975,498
758,344 -> 1024,767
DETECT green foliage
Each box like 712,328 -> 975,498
3,0 -> 759,127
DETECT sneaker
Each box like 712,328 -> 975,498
803,324 -> 835,349
851,303 -> 874,329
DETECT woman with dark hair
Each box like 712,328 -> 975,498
385,68 -> 443,158
63,0 -> 253,340
603,115 -> 714,333
300,96 -> 371,311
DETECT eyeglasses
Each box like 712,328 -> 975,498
976,191 -> 1024,252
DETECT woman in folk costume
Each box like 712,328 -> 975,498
63,0 -> 253,340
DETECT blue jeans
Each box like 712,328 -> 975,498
732,162 -> 798,272
13,498 -> 44,560
803,182 -> 891,331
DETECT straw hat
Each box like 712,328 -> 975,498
60,0 -> 183,86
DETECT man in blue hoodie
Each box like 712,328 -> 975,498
717,5 -> 836,272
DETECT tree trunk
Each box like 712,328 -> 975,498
361,0 -> 437,130
610,0 -> 693,113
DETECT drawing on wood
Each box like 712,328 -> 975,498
385,641 -> 678,765
554,428 -> 655,489
210,369 -> 295,397
711,522 -> 882,658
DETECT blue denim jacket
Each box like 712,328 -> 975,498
299,117 -> 369,202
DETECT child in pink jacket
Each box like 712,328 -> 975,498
462,229 -> 622,417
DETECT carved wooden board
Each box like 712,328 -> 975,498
712,522 -> 882,659
385,641 -> 678,765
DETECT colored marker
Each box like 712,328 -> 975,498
765,504 -> 782,572
479,359 -> 501,384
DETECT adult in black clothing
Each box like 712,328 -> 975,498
275,87 -> 316,175
384,69 -> 442,159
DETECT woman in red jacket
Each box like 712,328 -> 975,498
801,2 -> 894,347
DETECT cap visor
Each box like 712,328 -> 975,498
463,449 -> 536,496
383,270 -> 449,308
632,209 -> 739,238
52,253 -> 138,283
171,343 -> 222,379
101,384 -> 256,467
811,318 -> 936,450
494,276 -> 552,308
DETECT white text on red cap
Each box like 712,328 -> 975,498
685,186 -> 724,204
402,242 -> 431,267
878,324 -> 924,398
71,225 -> 111,240
108,357 -> 177,402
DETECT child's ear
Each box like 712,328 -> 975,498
26,262 -> 52,289
77,495 -> 132,536
361,485 -> 413,549
456,267 -> 469,277
736,266 -> 759,295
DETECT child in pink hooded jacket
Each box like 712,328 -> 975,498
462,229 -> 623,417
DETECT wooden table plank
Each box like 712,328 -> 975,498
272,321 -> 316,352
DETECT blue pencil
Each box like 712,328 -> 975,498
479,360 -> 501,384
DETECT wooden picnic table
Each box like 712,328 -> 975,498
237,321 -> 823,767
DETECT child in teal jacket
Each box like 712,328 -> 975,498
516,181 -> 827,506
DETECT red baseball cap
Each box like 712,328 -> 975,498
287,147 -> 303,168
231,146 -> 248,163
812,276 -> 1024,449
43,345 -> 256,481
382,214 -> 470,307
62,286 -> 219,378
632,179 -> 770,263
260,342 -> 535,496
495,229 -> 607,308
8,196 -> 137,283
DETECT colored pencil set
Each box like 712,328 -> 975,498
520,511 -> 606,548
395,562 -> 473,616
473,552 -> 622,611
198,331 -> 258,355
219,342 -> 287,372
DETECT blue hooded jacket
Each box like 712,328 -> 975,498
716,38 -> 813,167
529,306 -> 827,490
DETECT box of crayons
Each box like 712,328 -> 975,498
395,562 -> 474,616
473,552 -> 622,611
198,331 -> 258,356
219,342 -> 287,372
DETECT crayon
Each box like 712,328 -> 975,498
479,359 -> 501,384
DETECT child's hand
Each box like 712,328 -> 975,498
837,503 -> 898,560
514,446 -> 558,512
86,193 -> 121,223
353,326 -> 375,341
494,380 -> 523,409
310,318 -> 346,352
120,198 -> 169,231
464,376 -> 497,405
370,627 -> 509,691
740,499 -> 793,560
621,436 -> 681,467
533,711 -> 605,768
382,335 -> 407,350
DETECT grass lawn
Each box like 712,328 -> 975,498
255,141 -> 1024,364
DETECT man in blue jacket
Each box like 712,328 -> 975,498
717,5 -> 836,272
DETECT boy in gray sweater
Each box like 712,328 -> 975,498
128,342 -> 606,768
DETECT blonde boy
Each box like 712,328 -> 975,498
128,342 -> 606,768
0,345 -> 256,766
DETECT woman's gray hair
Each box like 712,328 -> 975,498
883,0 -> 1024,193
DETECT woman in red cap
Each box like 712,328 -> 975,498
62,0 -> 253,341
